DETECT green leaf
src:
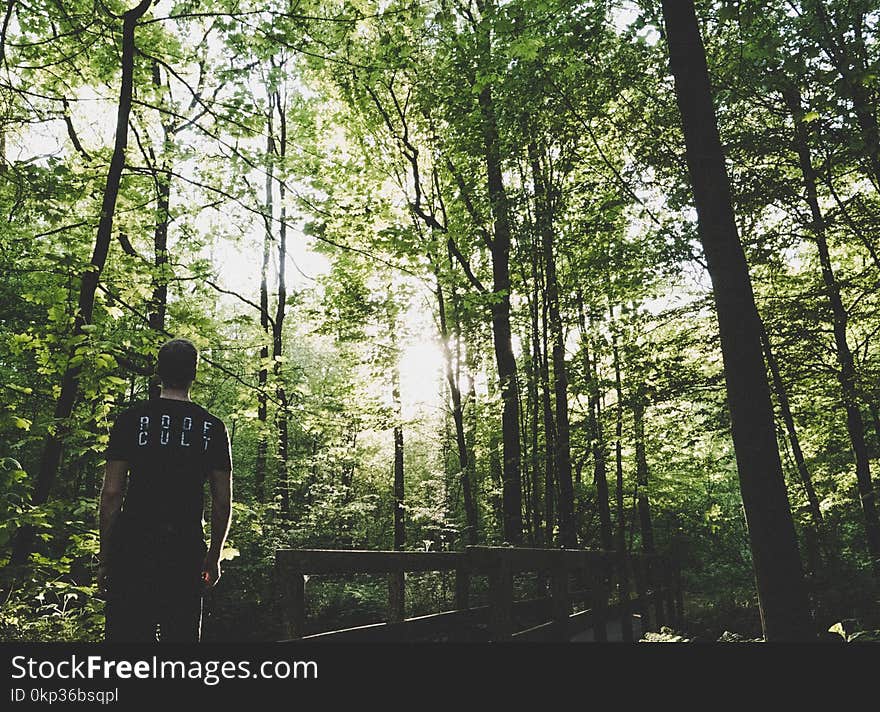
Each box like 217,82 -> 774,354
508,36 -> 544,62
7,416 -> 32,430
220,546 -> 240,562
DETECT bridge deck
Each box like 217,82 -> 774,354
276,547 -> 683,642
572,614 -> 644,642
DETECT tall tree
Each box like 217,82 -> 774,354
779,82 -> 880,574
660,0 -> 814,640
472,1 -> 524,543
529,140 -> 576,548
9,0 -> 154,567
273,87 -> 291,516
255,90 -> 274,504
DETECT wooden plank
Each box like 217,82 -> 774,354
512,619 -> 562,642
299,620 -> 391,642
287,595 -> 558,643
299,606 -> 493,642
388,571 -> 405,623
487,555 -> 514,641
505,599 -> 628,642
278,546 -> 647,575
276,549 -> 464,574
568,601 -> 626,641
589,564 -> 609,642
275,556 -> 305,640
455,565 -> 470,610
466,546 -> 613,572
550,563 -> 570,641
512,595 -> 552,624
396,607 -> 488,641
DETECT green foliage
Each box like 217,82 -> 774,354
3,0 -> 880,642
828,620 -> 880,643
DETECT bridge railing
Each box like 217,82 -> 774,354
275,546 -> 683,642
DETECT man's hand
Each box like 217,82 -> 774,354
202,553 -> 221,590
98,459 -> 126,600
205,467 -> 231,592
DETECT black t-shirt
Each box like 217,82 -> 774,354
105,398 -> 232,537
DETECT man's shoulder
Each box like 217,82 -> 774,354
193,403 -> 227,429
114,400 -> 151,419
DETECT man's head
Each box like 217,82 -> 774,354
157,338 -> 198,390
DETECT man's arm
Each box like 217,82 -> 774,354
203,467 -> 232,588
97,460 -> 128,594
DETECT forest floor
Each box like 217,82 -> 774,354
572,613 -> 761,642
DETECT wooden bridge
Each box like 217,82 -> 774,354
276,546 -> 683,642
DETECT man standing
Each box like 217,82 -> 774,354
97,338 -> 232,642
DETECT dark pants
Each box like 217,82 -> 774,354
105,520 -> 206,643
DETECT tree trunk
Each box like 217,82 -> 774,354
255,93 -> 274,504
590,388 -> 613,552
488,427 -> 504,539
146,61 -> 172,402
610,306 -> 633,640
781,82 -> 880,574
436,275 -> 478,545
517,341 -> 534,545
478,81 -> 523,544
536,257 -> 556,547
577,295 -> 613,551
144,61 -> 173,399
529,141 -> 575,548
526,244 -> 545,546
147,168 -> 170,333
661,0 -> 814,640
273,91 -> 289,517
391,330 -> 405,551
465,365 -> 480,540
758,318 -> 824,535
9,0 -> 154,567
610,306 -> 626,550
632,397 -> 655,555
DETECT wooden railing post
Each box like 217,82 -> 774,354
550,563 -> 570,641
277,553 -> 305,640
455,564 -> 471,611
487,551 -> 513,641
388,570 -> 405,623
589,554 -> 608,642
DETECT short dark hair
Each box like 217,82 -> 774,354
157,338 -> 198,389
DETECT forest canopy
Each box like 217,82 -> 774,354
1,0 -> 879,642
